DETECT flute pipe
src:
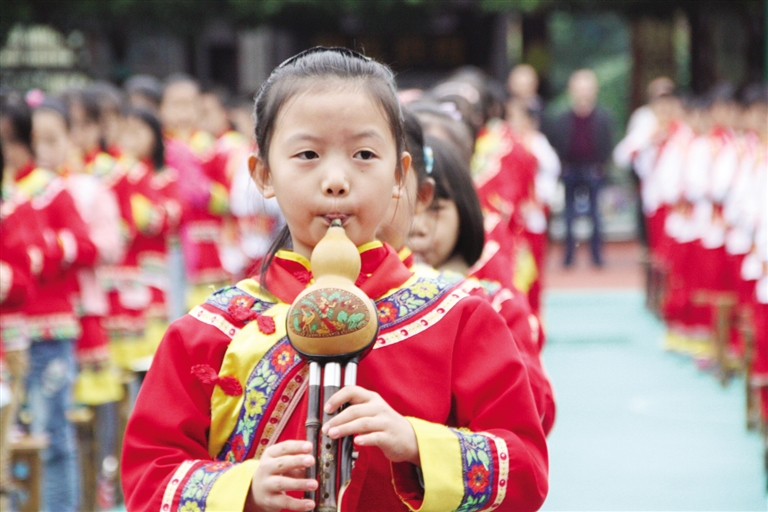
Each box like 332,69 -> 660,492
305,361 -> 321,503
318,362 -> 341,512
340,358 -> 358,486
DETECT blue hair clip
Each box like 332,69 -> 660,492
423,145 -> 434,175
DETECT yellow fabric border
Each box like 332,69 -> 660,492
205,459 -> 260,511
208,302 -> 289,458
402,417 -> 464,512
357,240 -> 383,253
275,249 -> 311,269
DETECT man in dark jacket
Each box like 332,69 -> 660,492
546,69 -> 615,267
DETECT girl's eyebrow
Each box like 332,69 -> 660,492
352,130 -> 385,142
286,130 -> 385,143
286,133 -> 322,143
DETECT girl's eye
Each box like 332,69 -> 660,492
355,150 -> 376,160
296,150 -> 319,160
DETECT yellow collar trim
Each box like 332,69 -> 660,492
358,240 -> 383,254
275,249 -> 311,270
276,240 -> 383,271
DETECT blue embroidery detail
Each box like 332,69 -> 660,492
375,273 -> 461,329
450,429 -> 495,512
206,286 -> 274,316
177,461 -> 233,511
216,339 -> 302,462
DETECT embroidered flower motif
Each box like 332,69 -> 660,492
245,389 -> 267,416
231,435 -> 246,460
410,281 -> 439,299
257,315 -> 276,334
377,300 -> 398,323
467,464 -> 490,494
203,461 -> 231,473
179,501 -> 201,512
271,348 -> 293,371
228,294 -> 258,322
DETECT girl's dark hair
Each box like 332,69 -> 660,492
36,98 -> 71,130
0,101 -> 33,152
424,134 -> 485,268
402,107 -> 428,186
74,88 -> 107,151
123,106 -> 165,170
76,89 -> 102,124
408,100 -> 475,166
254,47 -> 406,288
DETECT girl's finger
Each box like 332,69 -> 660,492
324,415 -> 384,440
321,402 -> 379,433
285,467 -> 309,479
264,453 -> 315,475
323,386 -> 376,414
353,431 -> 388,448
263,440 -> 314,459
264,475 -> 318,494
267,494 -> 316,512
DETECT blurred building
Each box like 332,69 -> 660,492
2,0 -> 765,104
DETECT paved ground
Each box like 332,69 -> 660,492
540,242 -> 765,511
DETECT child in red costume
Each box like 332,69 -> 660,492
410,134 -> 555,436
122,48 -> 548,512
27,100 -> 99,511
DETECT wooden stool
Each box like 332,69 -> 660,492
693,290 -> 737,386
9,434 -> 48,512
735,309 -> 762,432
68,406 -> 97,512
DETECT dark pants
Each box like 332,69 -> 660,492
562,165 -> 604,266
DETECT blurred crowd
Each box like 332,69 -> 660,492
0,58 -> 766,509
613,79 -> 768,429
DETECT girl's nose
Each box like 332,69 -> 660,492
321,167 -> 349,197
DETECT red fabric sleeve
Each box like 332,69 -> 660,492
47,186 -> 98,268
121,316 -> 222,511
451,298 -> 549,510
495,289 -> 556,435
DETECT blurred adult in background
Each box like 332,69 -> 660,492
546,69 -> 615,268
508,64 -> 543,112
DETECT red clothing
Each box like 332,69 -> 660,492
122,244 -> 548,511
13,167 -> 97,342
101,158 -> 166,339
465,243 -> 555,435
134,164 -> 182,319
167,133 -> 229,285
1,187 -> 41,351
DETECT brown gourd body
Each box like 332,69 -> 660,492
286,221 -> 378,359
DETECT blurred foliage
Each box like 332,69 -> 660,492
2,0 -> 764,41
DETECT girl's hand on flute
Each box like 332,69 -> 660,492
322,385 -> 420,466
248,441 -> 318,512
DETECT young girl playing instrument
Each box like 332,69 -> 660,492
122,47 -> 548,512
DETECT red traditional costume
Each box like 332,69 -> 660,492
13,165 -> 97,343
122,243 -> 548,511
167,131 -> 230,303
100,157 -> 167,370
65,151 -> 127,404
472,120 -> 538,299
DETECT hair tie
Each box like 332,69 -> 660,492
423,146 -> 434,175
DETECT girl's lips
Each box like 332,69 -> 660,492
323,213 -> 349,224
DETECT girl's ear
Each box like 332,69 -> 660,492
393,151 -> 412,199
250,153 -> 275,199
